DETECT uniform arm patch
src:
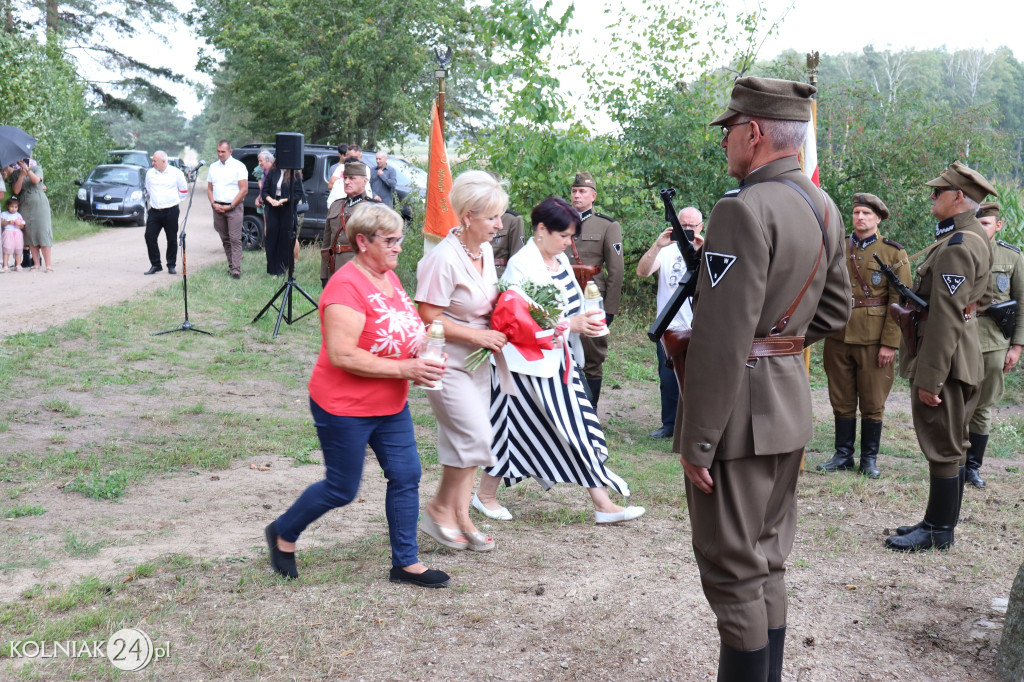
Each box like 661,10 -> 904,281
613,243 -> 622,256
705,252 -> 738,287
942,273 -> 966,295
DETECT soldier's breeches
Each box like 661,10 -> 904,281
969,350 -> 1006,435
911,378 -> 980,478
581,333 -> 609,379
823,338 -> 894,421
685,450 -> 803,650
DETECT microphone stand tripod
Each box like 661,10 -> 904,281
252,191 -> 317,338
154,165 -> 212,336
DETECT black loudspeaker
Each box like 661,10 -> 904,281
275,132 -> 304,170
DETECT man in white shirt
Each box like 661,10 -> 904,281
206,139 -> 249,279
144,151 -> 188,275
636,206 -> 704,438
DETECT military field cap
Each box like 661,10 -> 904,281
709,77 -> 817,126
852,192 -> 889,220
977,201 -> 1000,219
572,172 -> 597,191
925,161 -> 997,203
343,162 -> 368,178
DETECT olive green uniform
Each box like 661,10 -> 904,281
823,233 -> 910,420
676,157 -> 851,650
493,209 -> 525,279
971,239 -> 1024,436
564,208 -> 623,379
899,212 -> 992,478
320,195 -> 380,283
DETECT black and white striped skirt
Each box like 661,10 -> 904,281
485,362 -> 630,496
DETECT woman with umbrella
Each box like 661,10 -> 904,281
10,157 -> 53,271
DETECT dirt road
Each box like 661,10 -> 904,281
2,182 -> 230,338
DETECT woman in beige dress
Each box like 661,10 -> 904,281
415,171 -> 509,552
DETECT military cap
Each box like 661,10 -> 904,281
925,161 -> 997,203
853,192 -> 889,220
710,77 -> 816,126
343,161 -> 368,178
976,201 -> 1000,219
572,172 -> 597,191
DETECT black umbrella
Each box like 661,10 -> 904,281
0,126 -> 37,169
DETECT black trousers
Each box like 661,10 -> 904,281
264,205 -> 294,275
145,206 -> 179,267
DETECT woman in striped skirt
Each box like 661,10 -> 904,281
472,197 -> 644,525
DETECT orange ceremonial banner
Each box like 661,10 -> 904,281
423,100 -> 458,245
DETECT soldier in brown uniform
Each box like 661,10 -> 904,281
675,78 -> 851,680
492,209 -> 525,278
566,172 -> 624,406
320,162 -> 380,287
886,162 -> 995,553
964,202 -> 1024,488
819,193 -> 910,478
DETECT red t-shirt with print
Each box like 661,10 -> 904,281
308,262 -> 425,416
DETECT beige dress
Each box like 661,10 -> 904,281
415,231 -> 500,467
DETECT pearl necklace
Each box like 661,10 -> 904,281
453,227 -> 483,260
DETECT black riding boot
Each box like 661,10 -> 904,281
767,627 -> 785,682
885,474 -> 960,551
817,417 -> 856,471
717,641 -> 769,682
897,466 -> 963,536
965,432 -> 988,488
858,419 -> 882,479
586,377 -> 602,407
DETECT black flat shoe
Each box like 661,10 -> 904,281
144,266 -> 162,275
649,425 -> 674,439
167,266 -> 176,274
264,522 -> 298,579
389,566 -> 450,588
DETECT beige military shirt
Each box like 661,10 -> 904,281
835,232 -> 910,347
979,239 -> 1024,352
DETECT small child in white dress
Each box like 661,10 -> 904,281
1,196 -> 26,271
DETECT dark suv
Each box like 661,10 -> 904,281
232,144 -> 426,251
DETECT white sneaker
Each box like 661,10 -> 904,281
595,506 -> 646,525
472,493 -> 513,521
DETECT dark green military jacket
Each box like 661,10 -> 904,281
979,239 -> 1024,352
563,209 -> 624,314
493,210 -> 526,278
899,210 -> 992,393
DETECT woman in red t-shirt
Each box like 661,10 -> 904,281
265,203 -> 450,588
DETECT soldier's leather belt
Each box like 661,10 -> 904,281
321,244 -> 353,254
748,336 -> 805,360
494,258 -> 508,266
853,296 -> 887,308
914,301 -> 980,323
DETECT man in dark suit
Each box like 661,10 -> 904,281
674,77 -> 851,681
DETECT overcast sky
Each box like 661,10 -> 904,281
146,0 -> 1024,120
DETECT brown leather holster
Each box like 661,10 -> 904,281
569,239 -> 601,288
889,303 -> 924,358
320,207 -> 351,279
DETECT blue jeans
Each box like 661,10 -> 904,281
275,398 -> 422,567
657,341 -> 680,429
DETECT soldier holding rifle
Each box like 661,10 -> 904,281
886,162 -> 994,553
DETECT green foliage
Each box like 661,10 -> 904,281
815,80 -> 1011,253
100,88 -> 192,154
190,0 -> 483,148
0,34 -> 111,213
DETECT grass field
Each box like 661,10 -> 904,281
0,239 -> 1021,680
